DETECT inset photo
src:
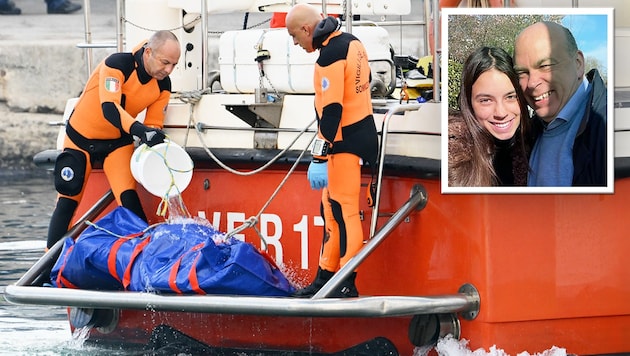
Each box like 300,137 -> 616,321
440,8 -> 613,194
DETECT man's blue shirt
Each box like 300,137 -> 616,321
528,78 -> 591,186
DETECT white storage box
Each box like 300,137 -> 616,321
219,26 -> 393,94
219,28 -> 318,94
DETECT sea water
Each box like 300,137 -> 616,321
0,174 -> 81,355
0,174 -> 570,355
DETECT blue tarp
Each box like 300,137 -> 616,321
51,207 -> 295,296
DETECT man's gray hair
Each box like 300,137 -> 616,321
147,30 -> 179,50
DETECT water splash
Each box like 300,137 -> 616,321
69,326 -> 91,347
413,335 -> 568,356
165,194 -> 191,221
279,262 -> 310,289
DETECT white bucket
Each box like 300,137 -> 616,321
130,141 -> 194,198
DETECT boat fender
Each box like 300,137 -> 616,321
408,313 -> 460,347
69,307 -> 116,330
53,148 -> 86,197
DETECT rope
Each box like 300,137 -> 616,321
133,140 -> 194,217
224,132 -> 315,250
176,91 -> 318,248
176,88 -> 213,105
175,88 -> 213,147
175,88 -> 317,172
123,15 -> 202,33
123,15 -> 270,36
194,117 -> 316,176
197,118 -> 317,249
83,220 -> 160,238
84,220 -> 130,238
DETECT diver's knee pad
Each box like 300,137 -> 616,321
54,148 -> 87,196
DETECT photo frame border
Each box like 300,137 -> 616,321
440,7 -> 615,194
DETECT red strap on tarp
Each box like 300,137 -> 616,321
107,239 -> 125,283
188,243 -> 206,295
122,236 -> 151,290
56,245 -> 79,289
107,232 -> 145,283
169,242 -> 205,295
168,256 -> 184,294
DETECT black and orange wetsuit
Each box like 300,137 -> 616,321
312,17 -> 378,273
47,42 -> 172,248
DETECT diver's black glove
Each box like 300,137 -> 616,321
130,121 -> 166,147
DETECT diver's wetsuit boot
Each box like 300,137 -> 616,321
292,268 -> 358,298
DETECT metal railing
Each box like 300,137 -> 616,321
77,0 -> 125,77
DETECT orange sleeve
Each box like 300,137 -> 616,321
317,60 -> 346,117
314,59 -> 345,144
98,63 -> 138,133
142,89 -> 170,129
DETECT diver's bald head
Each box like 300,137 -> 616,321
286,4 -> 323,53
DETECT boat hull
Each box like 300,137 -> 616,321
63,151 -> 630,355
90,310 -> 415,354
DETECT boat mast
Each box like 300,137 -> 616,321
344,0 -> 352,33
201,0 -> 208,89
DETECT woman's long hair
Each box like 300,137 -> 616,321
450,46 -> 531,186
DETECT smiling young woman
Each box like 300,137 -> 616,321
448,46 -> 532,187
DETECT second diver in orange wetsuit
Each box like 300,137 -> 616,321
286,4 -> 379,298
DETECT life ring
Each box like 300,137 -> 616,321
428,0 -> 511,55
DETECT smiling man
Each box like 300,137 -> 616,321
513,21 -> 607,187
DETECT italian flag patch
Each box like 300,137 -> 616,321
104,77 -> 120,92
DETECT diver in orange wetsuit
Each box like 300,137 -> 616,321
286,4 -> 378,298
46,30 -> 181,249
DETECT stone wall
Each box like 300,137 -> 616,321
0,104 -> 59,172
0,41 -> 112,172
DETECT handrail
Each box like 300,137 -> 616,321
4,285 -> 478,318
370,103 -> 423,238
313,183 -> 428,299
116,0 -> 124,52
80,0 -> 125,77
200,0 -> 208,88
81,0 -> 93,77
431,0 -> 440,100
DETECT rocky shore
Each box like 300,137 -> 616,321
0,0 -> 115,173
0,103 -> 60,173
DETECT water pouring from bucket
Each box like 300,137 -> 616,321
131,140 -> 194,218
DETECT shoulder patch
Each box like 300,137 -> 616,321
104,77 -> 120,92
321,77 -> 330,92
